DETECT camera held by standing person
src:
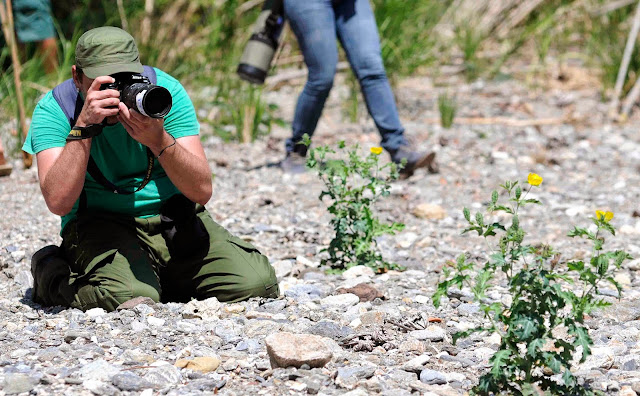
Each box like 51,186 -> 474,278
238,0 -> 437,178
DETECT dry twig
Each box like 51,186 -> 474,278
0,0 -> 32,168
610,0 -> 640,116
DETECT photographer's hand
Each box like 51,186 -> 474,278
116,102 -> 168,152
75,76 -> 121,127
117,102 -> 212,205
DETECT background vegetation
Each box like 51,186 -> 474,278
1,0 -> 639,153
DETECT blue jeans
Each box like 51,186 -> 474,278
284,0 -> 407,154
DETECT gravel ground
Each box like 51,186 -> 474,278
1,69 -> 640,395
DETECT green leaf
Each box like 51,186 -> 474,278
567,227 -> 591,238
475,212 -> 485,227
567,261 -> 584,272
512,316 -> 538,340
527,338 -> 545,357
562,369 -> 575,386
544,352 -> 563,373
569,325 -> 592,362
489,350 -> 512,378
491,205 -> 514,214
463,207 -> 471,222
515,186 -> 522,200
511,215 -> 519,230
491,190 -> 498,204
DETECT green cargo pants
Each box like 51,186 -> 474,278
32,207 -> 279,311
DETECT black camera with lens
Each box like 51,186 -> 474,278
237,0 -> 285,84
100,72 -> 172,118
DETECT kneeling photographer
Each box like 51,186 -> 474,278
24,26 -> 279,312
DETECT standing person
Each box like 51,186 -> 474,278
24,26 -> 279,312
280,0 -> 436,177
12,0 -> 58,73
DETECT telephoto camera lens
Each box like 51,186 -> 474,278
237,0 -> 284,85
121,83 -> 172,118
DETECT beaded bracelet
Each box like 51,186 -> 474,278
157,134 -> 177,158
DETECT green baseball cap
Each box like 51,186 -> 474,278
75,26 -> 143,79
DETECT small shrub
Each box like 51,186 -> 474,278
305,137 -> 405,273
433,173 -> 631,395
437,92 -> 457,129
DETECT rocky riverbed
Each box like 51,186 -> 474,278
1,69 -> 640,395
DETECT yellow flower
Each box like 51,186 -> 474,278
370,147 -> 383,155
527,173 -> 543,186
595,210 -> 614,222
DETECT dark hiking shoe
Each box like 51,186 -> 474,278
280,151 -> 307,174
280,143 -> 309,174
391,147 -> 438,179
31,245 -> 66,305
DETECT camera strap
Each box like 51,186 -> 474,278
86,148 -> 155,195
66,124 -> 104,141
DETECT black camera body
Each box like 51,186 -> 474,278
100,73 -> 172,118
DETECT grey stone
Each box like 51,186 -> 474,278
284,284 -> 327,300
457,303 -> 481,316
299,374 -> 325,394
2,373 -> 37,395
83,379 -> 119,396
419,369 -> 447,385
599,299 -> 640,322
214,319 -> 243,344
306,320 -> 354,341
438,354 -> 474,367
622,359 -> 638,371
259,299 -> 287,313
337,365 -> 376,381
78,359 -> 121,382
111,371 -> 154,391
37,347 -> 63,362
402,354 -> 431,373
143,363 -> 182,388
236,339 -> 262,354
320,293 -> 360,308
386,369 -> 418,384
133,303 -> 155,316
272,259 -> 294,280
410,325 -> 446,341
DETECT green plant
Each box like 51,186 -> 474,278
454,24 -> 485,81
433,173 -> 631,395
305,137 -> 405,273
437,92 -> 457,129
210,78 -> 285,143
373,0 -> 451,78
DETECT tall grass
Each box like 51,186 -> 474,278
438,92 -> 457,129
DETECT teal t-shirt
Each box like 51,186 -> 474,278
22,68 -> 200,233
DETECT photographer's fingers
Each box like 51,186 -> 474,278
88,76 -> 115,93
117,103 -> 135,134
117,102 -> 140,131
91,89 -> 120,101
